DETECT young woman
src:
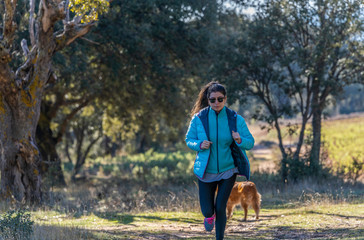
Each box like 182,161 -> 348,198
185,82 -> 254,240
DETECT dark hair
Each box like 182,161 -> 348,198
190,82 -> 227,117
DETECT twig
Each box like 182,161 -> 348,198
29,0 -> 35,46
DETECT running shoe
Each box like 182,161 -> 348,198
203,214 -> 215,232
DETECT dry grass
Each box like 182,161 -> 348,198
32,224 -> 91,240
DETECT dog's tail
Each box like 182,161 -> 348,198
248,182 -> 261,219
251,182 -> 261,203
255,191 -> 262,204
239,181 -> 261,203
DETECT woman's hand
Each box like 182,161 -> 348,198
200,140 -> 212,149
232,131 -> 241,144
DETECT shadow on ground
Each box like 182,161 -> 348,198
55,224 -> 363,240
34,210 -> 363,240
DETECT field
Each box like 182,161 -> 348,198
1,115 -> 364,239
1,200 -> 359,239
19,202 -> 361,239
250,114 -> 364,179
322,116 -> 364,178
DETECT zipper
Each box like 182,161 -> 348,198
216,113 -> 219,173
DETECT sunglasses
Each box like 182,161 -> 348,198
209,97 -> 225,103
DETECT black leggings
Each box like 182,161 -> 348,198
198,174 -> 237,240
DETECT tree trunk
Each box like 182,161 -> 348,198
70,125 -> 101,181
274,119 -> 288,183
71,156 -> 85,181
71,126 -> 85,181
293,111 -> 310,161
0,78 -> 43,203
0,44 -> 54,203
138,134 -> 147,153
36,112 -> 66,186
310,80 -> 322,175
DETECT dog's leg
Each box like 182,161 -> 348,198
226,202 -> 234,220
242,203 -> 248,221
252,201 -> 260,220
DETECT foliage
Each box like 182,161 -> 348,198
61,104 -> 103,181
91,0 -> 213,152
47,0 -> 215,159
0,210 -> 34,240
336,84 -> 364,114
45,0 -> 363,184
70,0 -> 110,23
79,150 -> 196,185
210,0 -> 364,180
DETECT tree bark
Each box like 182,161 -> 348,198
0,66 -> 43,203
309,79 -> 322,175
36,101 -> 66,186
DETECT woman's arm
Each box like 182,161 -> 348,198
185,115 -> 204,152
235,115 -> 254,150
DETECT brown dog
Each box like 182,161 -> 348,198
226,181 -> 261,221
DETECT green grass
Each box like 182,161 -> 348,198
25,203 -> 364,239
322,117 -> 364,176
251,115 -> 364,180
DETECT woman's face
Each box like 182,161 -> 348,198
208,91 -> 226,113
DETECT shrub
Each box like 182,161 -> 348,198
0,209 -> 34,240
119,150 -> 195,185
83,150 -> 196,186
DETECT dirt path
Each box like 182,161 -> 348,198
89,211 -> 364,240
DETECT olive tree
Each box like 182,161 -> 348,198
214,0 -> 364,181
0,0 -> 108,203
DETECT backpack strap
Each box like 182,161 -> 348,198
226,107 -> 251,180
197,107 -> 210,140
225,107 -> 237,133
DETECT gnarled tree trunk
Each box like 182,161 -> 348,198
0,80 -> 43,202
0,0 -> 94,203
36,101 -> 66,186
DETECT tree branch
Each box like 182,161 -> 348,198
80,37 -> 100,45
81,134 -> 102,166
63,98 -> 92,106
29,0 -> 36,46
55,22 -> 94,52
65,0 -> 70,22
56,98 -> 93,143
3,0 -> 18,47
65,133 -> 73,164
40,0 -> 66,33
15,46 -> 38,88
0,45 -> 16,98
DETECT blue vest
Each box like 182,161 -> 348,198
198,107 -> 250,180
